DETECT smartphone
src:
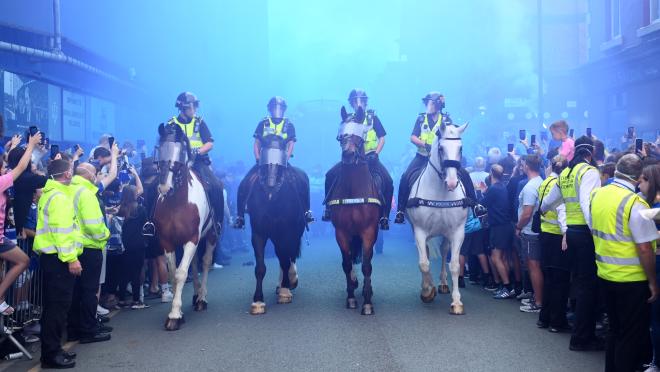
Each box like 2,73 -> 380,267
569,129 -> 574,138
531,135 -> 536,146
108,136 -> 115,148
628,126 -> 635,139
50,144 -> 59,160
507,143 -> 514,152
636,138 -> 644,153
586,127 -> 592,137
28,126 -> 38,137
519,129 -> 526,141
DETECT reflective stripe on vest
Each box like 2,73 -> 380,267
559,163 -> 594,225
591,183 -> 655,282
173,116 -> 203,149
34,192 -> 81,255
262,117 -> 289,140
417,114 -> 441,156
539,177 -> 561,235
72,185 -> 109,248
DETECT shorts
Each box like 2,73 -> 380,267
0,239 -> 17,254
460,230 -> 485,256
520,233 -> 542,262
146,237 -> 163,259
489,223 -> 513,252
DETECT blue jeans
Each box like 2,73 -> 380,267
651,255 -> 660,364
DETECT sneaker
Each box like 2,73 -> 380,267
520,303 -> 542,313
305,210 -> 315,223
493,287 -> 515,299
161,289 -> 174,303
516,290 -> 533,300
521,297 -> 536,306
131,301 -> 150,310
484,282 -> 499,291
213,263 -> 224,269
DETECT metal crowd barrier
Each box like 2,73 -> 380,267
0,237 -> 43,360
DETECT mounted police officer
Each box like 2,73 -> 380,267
233,96 -> 313,229
395,92 -> 454,224
322,89 -> 394,230
164,92 -> 223,230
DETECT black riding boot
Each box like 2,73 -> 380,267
322,163 -> 340,222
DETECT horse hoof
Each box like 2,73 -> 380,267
164,318 -> 183,331
192,295 -> 198,306
194,300 -> 208,312
420,286 -> 437,303
438,284 -> 450,294
346,298 -> 358,309
450,304 -> 465,315
250,302 -> 266,315
361,304 -> 374,316
277,288 -> 293,304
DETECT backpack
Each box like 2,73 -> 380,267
106,216 -> 125,255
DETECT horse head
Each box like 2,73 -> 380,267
338,106 -> 367,165
156,123 -> 189,195
429,122 -> 468,191
258,135 -> 288,189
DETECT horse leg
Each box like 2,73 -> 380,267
448,229 -> 466,315
336,230 -> 358,309
165,242 -> 197,331
414,227 -> 435,303
194,237 -> 215,311
276,249 -> 293,304
191,250 -> 201,306
438,238 -> 450,294
360,228 -> 376,316
250,234 -> 267,315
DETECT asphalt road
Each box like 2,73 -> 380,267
3,227 -> 604,372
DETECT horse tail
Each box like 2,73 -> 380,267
350,236 -> 363,265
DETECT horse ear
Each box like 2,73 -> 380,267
341,106 -> 348,122
457,122 -> 469,135
355,106 -> 365,123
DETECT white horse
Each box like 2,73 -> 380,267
406,122 -> 469,315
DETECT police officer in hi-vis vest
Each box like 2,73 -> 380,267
541,135 -> 603,351
590,154 -> 657,372
34,159 -> 82,369
233,96 -> 313,229
161,92 -> 224,230
395,92 -> 454,224
323,89 -> 394,230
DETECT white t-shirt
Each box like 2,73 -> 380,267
518,175 -> 543,235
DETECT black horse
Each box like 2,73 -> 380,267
241,135 -> 308,315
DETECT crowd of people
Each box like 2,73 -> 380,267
0,91 -> 658,371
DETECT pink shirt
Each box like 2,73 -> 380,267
559,137 -> 575,161
0,173 -> 14,241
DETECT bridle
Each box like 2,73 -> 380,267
428,136 -> 462,180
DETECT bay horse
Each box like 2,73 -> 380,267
327,106 -> 380,315
406,122 -> 469,315
243,135 -> 307,315
154,123 -> 219,330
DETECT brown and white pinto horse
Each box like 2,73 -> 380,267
154,123 -> 219,331
327,106 -> 380,315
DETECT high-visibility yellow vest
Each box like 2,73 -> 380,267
417,113 -> 443,156
363,111 -> 378,154
559,162 -> 596,225
539,176 -> 562,235
262,117 -> 289,140
171,116 -> 203,149
69,175 -> 110,250
591,182 -> 656,282
33,180 -> 82,263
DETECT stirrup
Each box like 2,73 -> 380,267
233,216 -> 245,229
304,210 -> 315,223
142,222 -> 155,237
394,211 -> 405,224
